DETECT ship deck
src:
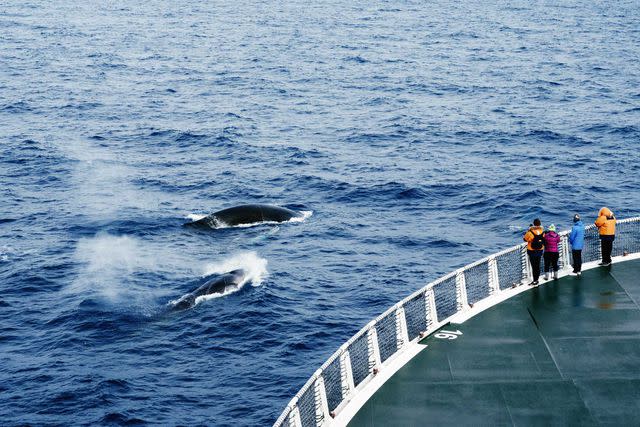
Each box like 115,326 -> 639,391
349,259 -> 640,426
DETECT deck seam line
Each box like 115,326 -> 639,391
570,378 -> 599,425
540,335 -> 640,340
498,384 -> 516,427
446,354 -> 454,382
610,270 -> 640,310
391,377 -> 640,385
529,351 -> 542,374
527,307 -> 565,380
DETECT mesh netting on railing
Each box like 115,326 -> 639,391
322,357 -> 344,413
403,292 -> 428,340
274,218 -> 640,427
464,261 -> 491,305
432,275 -> 457,321
496,246 -> 525,290
297,382 -> 318,427
612,227 -> 628,257
613,219 -> 640,256
348,333 -> 372,388
375,311 -> 398,363
582,225 -> 601,263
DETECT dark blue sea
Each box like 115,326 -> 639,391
1,1 -> 639,425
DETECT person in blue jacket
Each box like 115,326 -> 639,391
568,213 -> 585,275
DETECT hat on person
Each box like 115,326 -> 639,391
573,213 -> 580,222
548,224 -> 556,232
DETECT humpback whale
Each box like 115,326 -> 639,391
185,204 -> 303,229
170,269 -> 246,311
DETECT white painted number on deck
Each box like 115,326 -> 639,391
434,330 -> 463,340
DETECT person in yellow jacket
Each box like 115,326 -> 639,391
595,207 -> 616,265
523,218 -> 545,285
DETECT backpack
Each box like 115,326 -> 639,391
530,229 -> 544,250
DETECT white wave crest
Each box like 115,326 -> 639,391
0,245 -> 11,262
186,213 -> 207,222
291,210 -> 313,223
202,251 -> 268,287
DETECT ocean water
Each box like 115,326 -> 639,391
1,1 -> 639,425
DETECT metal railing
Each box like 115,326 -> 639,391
274,217 -> 640,427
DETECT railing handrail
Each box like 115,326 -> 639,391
274,216 -> 640,427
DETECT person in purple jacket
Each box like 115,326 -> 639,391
543,224 -> 561,280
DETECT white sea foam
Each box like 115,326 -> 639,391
292,210 -> 314,222
192,287 -> 235,304
202,251 -> 268,286
0,245 -> 35,262
186,213 -> 207,222
508,224 -> 527,231
0,247 -> 9,262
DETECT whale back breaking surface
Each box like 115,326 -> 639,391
186,204 -> 300,228
195,268 -> 245,297
215,205 -> 268,226
170,269 -> 246,311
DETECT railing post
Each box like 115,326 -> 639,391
488,257 -> 500,295
396,306 -> 409,347
367,323 -> 382,371
422,290 -> 430,330
426,288 -> 437,328
315,372 -> 330,424
560,235 -> 571,271
522,245 -> 531,283
340,349 -> 355,398
598,231 -> 603,260
455,270 -> 468,310
290,405 -> 303,427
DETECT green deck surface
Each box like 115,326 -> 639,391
349,259 -> 640,426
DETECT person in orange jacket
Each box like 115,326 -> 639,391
595,207 -> 616,265
523,218 -> 545,286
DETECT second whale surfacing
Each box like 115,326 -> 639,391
170,269 -> 246,311
185,204 -> 303,229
